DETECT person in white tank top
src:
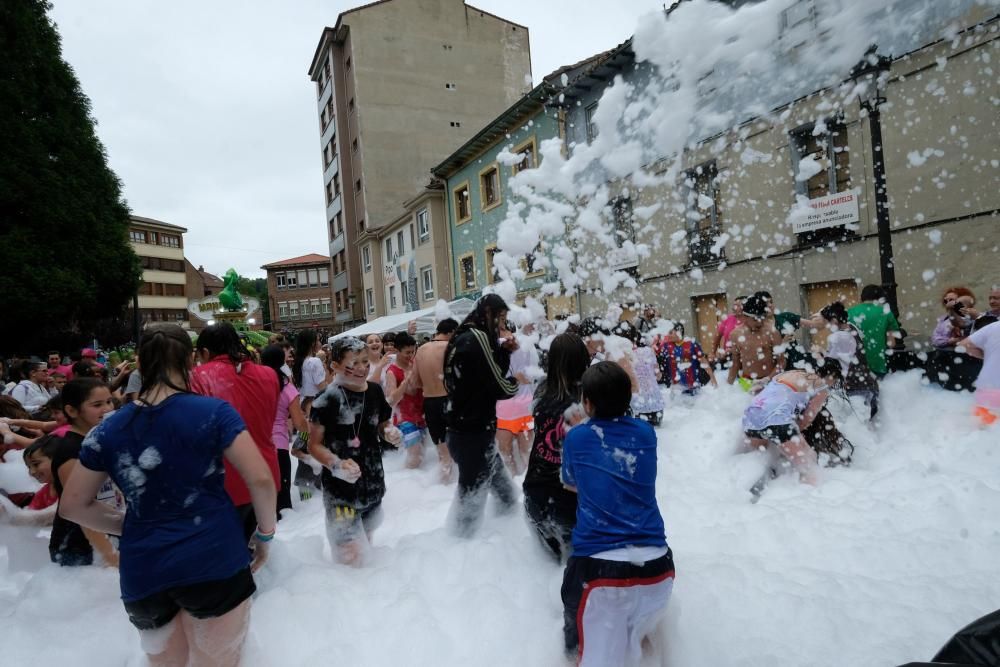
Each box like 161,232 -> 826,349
741,360 -> 843,485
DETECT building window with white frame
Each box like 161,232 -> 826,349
384,238 -> 393,263
396,230 -> 405,256
362,245 -> 372,272
286,272 -> 297,289
366,288 -> 375,314
278,302 -> 289,318
421,266 -> 434,300
401,282 -> 409,308
389,285 -> 398,309
319,266 -> 329,286
289,301 -> 299,318
321,299 -> 331,314
417,209 -> 430,243
276,273 -> 286,290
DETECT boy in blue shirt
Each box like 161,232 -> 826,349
560,361 -> 675,666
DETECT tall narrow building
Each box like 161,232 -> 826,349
308,0 -> 531,329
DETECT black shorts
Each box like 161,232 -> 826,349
424,396 -> 448,445
123,567 -> 256,631
745,424 -> 800,445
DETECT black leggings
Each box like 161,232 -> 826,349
523,485 -> 577,562
446,429 -> 516,537
277,449 -> 293,517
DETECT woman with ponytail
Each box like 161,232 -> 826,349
60,323 -> 276,667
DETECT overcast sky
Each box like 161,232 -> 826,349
48,0 -> 661,277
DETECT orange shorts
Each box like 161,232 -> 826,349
497,415 -> 535,434
974,406 -> 998,426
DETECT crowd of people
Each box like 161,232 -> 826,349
1,282 -> 997,666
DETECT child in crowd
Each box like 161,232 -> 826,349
383,332 -> 426,468
523,333 -> 589,562
560,361 -> 674,667
658,322 -> 717,395
60,324 -> 276,667
308,336 -> 400,566
44,378 -> 120,566
496,323 -> 539,475
0,438 -> 60,525
261,344 -> 309,517
742,360 -> 843,486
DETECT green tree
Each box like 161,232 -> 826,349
0,0 -> 140,353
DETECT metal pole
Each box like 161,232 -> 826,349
867,104 -> 899,317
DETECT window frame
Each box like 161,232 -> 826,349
478,163 -> 502,212
485,244 -> 500,285
421,265 -> 434,300
389,285 -> 398,309
458,252 -> 476,291
362,245 -> 372,273
416,208 -> 431,244
129,230 -> 147,244
511,136 -> 537,175
452,181 -> 472,225
366,288 -> 375,314
585,103 -> 599,144
789,120 -> 850,201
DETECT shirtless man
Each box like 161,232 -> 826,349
411,318 -> 459,481
727,294 -> 785,387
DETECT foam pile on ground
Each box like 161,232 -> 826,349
1,372 -> 998,665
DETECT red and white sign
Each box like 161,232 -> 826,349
789,191 -> 860,234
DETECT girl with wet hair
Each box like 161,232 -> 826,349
523,333 -> 591,561
308,336 -> 400,566
60,323 -> 276,666
442,294 -> 520,537
292,329 -> 328,415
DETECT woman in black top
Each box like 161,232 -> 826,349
443,294 -> 519,537
523,333 -> 590,561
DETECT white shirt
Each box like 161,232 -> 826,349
969,321 -> 1000,390
10,380 -> 51,412
826,329 -> 857,375
300,356 -> 327,398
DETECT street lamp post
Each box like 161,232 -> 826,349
850,46 -> 898,316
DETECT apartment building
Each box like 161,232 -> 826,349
261,254 -> 338,331
307,0 -> 532,327
556,1 -> 998,352
128,215 -> 190,326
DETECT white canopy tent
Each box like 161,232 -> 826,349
330,298 -> 476,342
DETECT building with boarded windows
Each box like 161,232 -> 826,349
557,1 -> 998,352
307,0 -> 532,329
128,215 -> 190,327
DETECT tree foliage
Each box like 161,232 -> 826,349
0,0 -> 140,353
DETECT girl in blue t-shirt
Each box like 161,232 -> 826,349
560,361 -> 675,667
59,324 -> 277,667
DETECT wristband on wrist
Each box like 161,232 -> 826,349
254,526 -> 276,542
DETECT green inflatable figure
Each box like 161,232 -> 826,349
218,268 -> 244,312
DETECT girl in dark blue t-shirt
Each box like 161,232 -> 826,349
59,324 -> 277,667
